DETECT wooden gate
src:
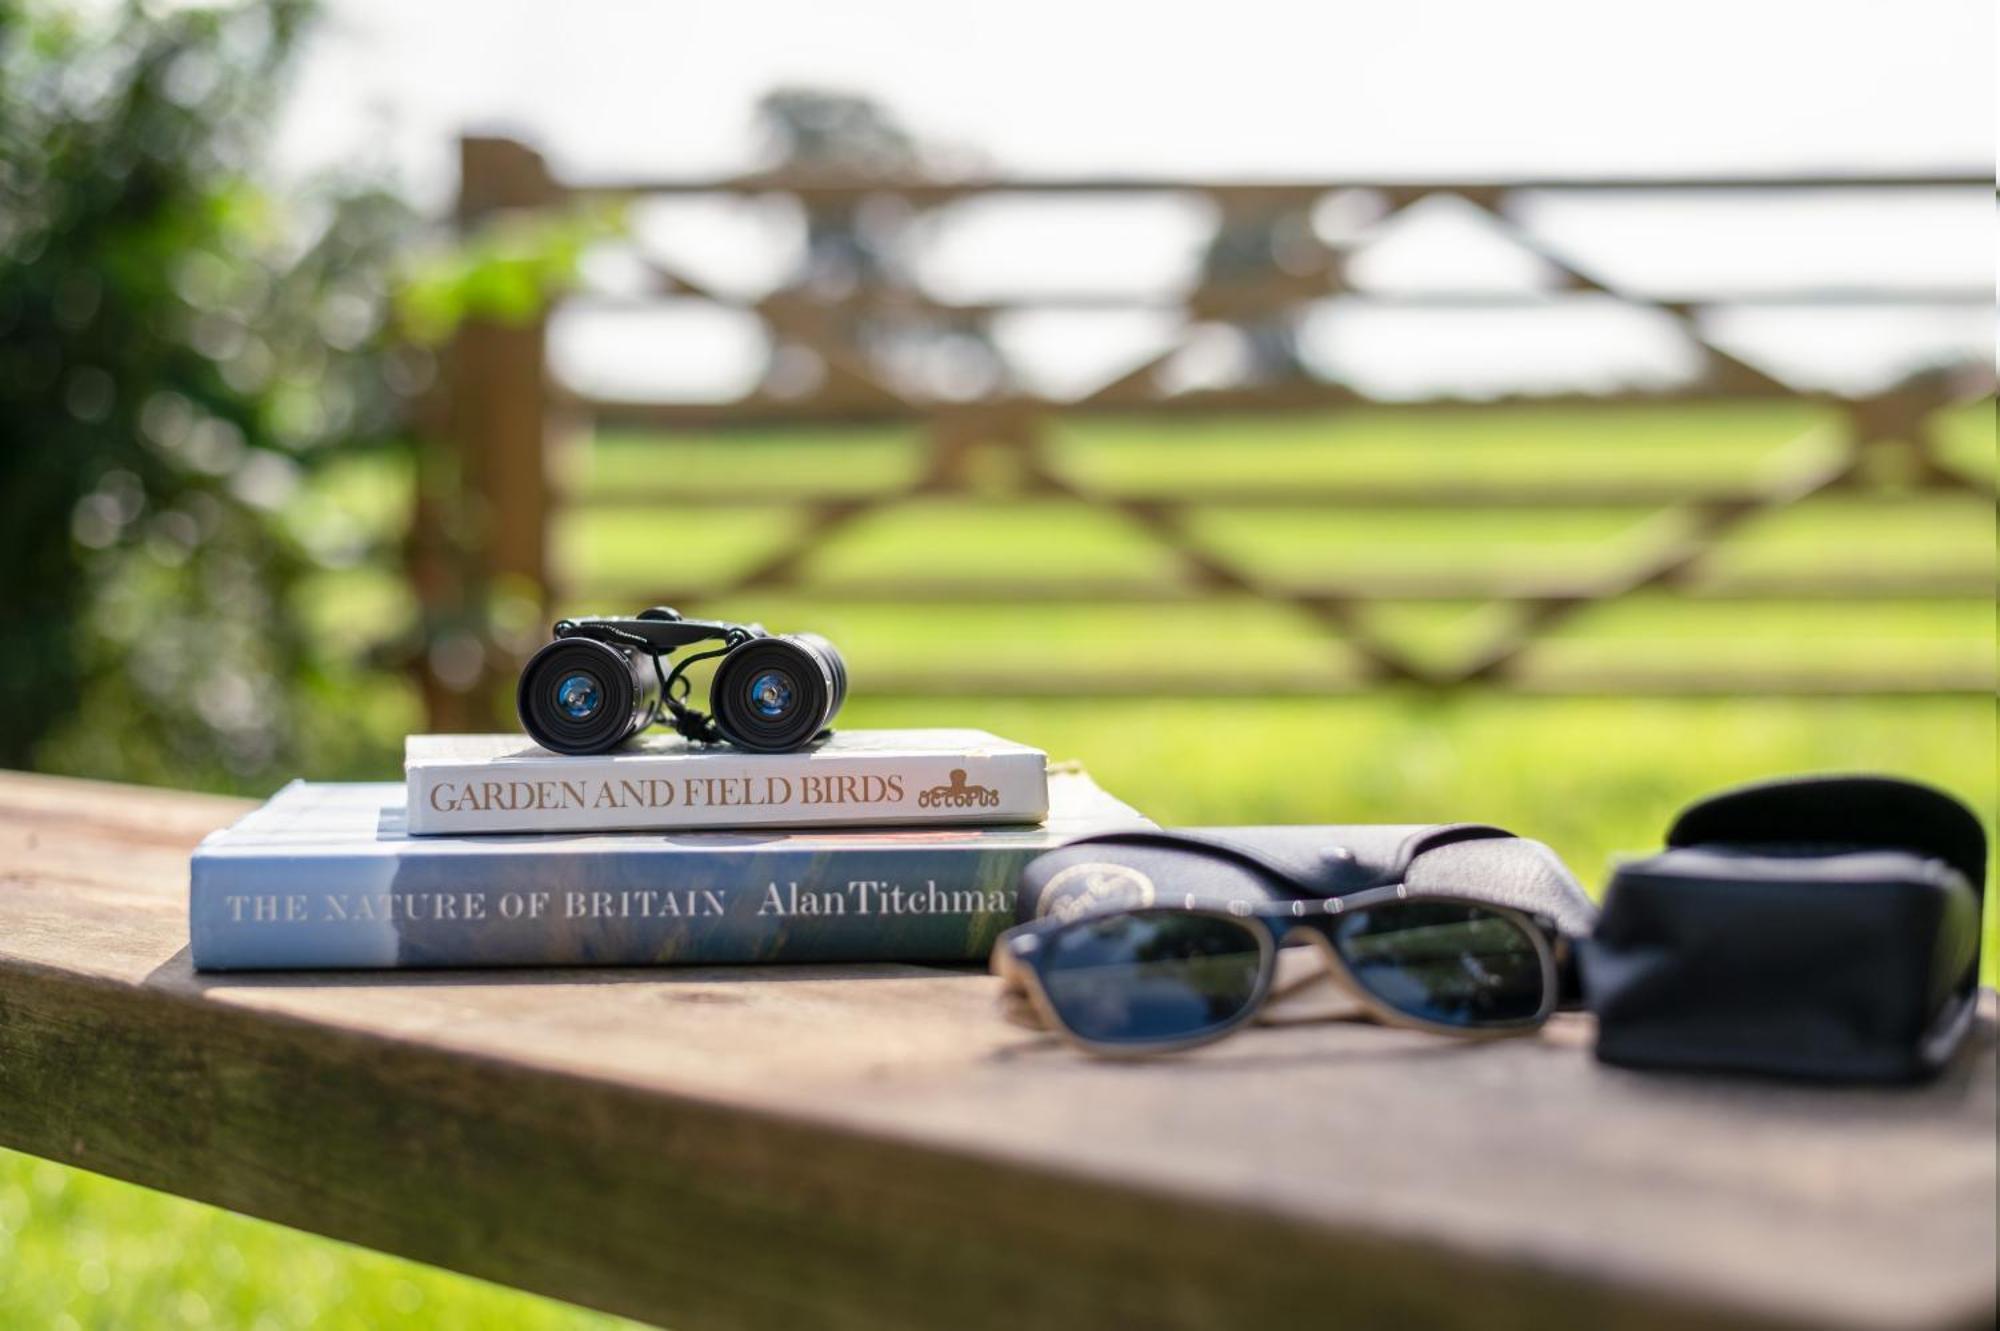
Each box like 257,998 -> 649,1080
415,136 -> 1994,727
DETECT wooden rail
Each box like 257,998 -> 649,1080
413,137 -> 1995,727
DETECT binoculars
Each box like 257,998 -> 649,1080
517,608 -> 847,755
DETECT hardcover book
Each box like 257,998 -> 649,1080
405,729 -> 1049,836
190,769 -> 1148,971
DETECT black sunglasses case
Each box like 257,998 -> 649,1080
1582,774 -> 1987,1083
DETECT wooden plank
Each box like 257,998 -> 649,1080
567,170 -> 1994,200
448,318 -> 550,591
571,383 -> 1853,430
0,771 -> 1992,1331
426,136 -> 563,730
567,481 -> 1988,511
453,136 -> 557,597
573,286 -> 1997,316
750,670 -> 2000,700
572,384 -> 1998,430
586,574 -> 2000,605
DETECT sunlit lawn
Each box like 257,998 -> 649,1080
8,403 -> 1993,1330
555,402 -> 1995,684
0,1153 -> 644,1330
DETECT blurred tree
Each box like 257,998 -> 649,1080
0,0 -> 419,787
757,87 -> 919,296
1198,200 -> 1326,384
757,87 -> 920,177
754,87 -> 1005,401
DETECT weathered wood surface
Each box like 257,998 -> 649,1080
0,770 -> 1992,1331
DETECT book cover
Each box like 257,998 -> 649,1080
190,769 -> 1148,971
404,729 -> 1049,836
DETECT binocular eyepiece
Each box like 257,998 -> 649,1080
516,608 -> 846,755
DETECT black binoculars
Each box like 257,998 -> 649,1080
517,608 -> 847,755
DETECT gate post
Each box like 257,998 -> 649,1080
412,136 -> 557,730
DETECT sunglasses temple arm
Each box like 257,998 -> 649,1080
990,948 -> 1052,1031
1549,935 -> 1585,1010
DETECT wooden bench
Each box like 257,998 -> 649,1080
1,770 -> 1992,1331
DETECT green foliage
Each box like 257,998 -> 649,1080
0,0 -> 419,788
396,203 -> 622,346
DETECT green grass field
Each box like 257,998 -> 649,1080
8,403 -> 1993,1329
551,403 -> 1994,684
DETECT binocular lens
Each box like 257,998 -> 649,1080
555,672 -> 603,721
746,670 -> 795,719
711,633 -> 846,752
518,638 -> 660,755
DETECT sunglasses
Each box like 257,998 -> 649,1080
992,886 -> 1562,1057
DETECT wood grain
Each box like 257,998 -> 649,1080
0,770 -> 1992,1331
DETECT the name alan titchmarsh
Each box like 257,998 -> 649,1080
759,880 -> 1013,916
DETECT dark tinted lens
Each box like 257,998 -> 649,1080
1332,902 -> 1547,1027
1036,911 -> 1263,1045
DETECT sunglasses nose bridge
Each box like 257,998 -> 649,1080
1277,919 -> 1354,981
1260,923 -> 1370,1011
1274,917 -> 1333,945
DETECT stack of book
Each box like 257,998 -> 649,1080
189,729 -> 1148,970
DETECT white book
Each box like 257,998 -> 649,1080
405,729 -> 1050,835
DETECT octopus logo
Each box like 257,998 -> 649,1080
917,769 -> 1001,810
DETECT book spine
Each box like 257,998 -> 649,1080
189,843 -> 1030,970
404,749 -> 1048,836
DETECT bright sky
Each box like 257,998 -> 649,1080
279,0 -> 1992,190
274,0 -> 1996,400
